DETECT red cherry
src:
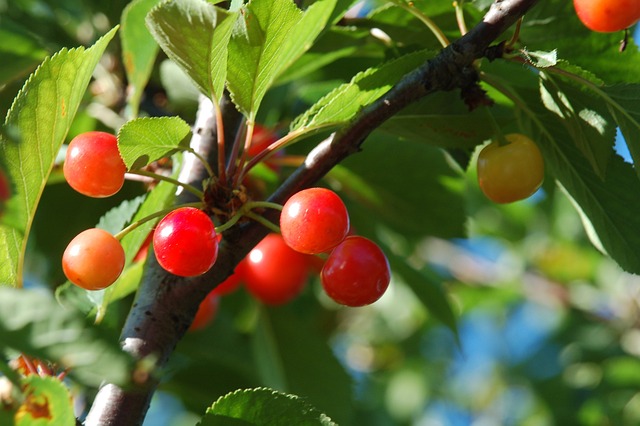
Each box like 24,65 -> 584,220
188,291 -> 220,332
243,233 -> 309,305
321,236 -> 391,307
573,0 -> 640,32
153,207 -> 218,277
62,228 -> 125,290
63,132 -> 127,197
211,267 -> 244,296
280,188 -> 350,254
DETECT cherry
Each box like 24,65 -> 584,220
243,233 -> 310,305
211,267 -> 244,296
153,207 -> 218,277
573,0 -> 640,33
280,188 -> 350,254
62,228 -> 125,290
477,133 -> 544,204
63,131 -> 127,198
188,291 -> 220,332
133,230 -> 154,263
321,236 -> 391,307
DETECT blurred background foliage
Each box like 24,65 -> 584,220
2,0 -> 640,425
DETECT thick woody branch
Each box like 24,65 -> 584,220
85,0 -> 540,424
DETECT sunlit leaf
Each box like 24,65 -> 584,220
227,0 -> 337,119
291,50 -> 430,131
199,387 -> 336,426
146,0 -> 237,101
117,116 -> 191,169
14,376 -> 74,426
0,27 -> 118,287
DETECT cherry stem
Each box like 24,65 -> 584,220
232,121 -> 256,188
244,210 -> 281,234
215,200 -> 283,234
113,202 -> 203,241
226,117 -> 247,184
504,17 -> 523,50
214,100 -> 227,186
239,128 -> 308,182
453,1 -> 468,35
20,355 -> 38,376
484,106 -> 510,146
391,0 -> 450,48
128,169 -> 204,199
184,147 -> 215,178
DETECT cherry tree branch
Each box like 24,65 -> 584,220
85,0 -> 540,424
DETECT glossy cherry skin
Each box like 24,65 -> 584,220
280,188 -> 350,254
573,0 -> 640,32
188,291 -> 220,332
62,228 -> 125,290
243,233 -> 310,305
321,236 -> 391,307
63,131 -> 127,197
153,207 -> 218,277
477,133 -> 544,204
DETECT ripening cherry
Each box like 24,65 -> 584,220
188,291 -> 220,332
477,133 -> 544,204
321,236 -> 391,307
153,207 -> 218,277
573,0 -> 640,33
280,188 -> 350,255
243,233 -> 310,305
63,131 -> 127,198
62,228 -> 125,290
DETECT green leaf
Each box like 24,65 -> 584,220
0,287 -> 134,387
117,116 -> 191,169
121,0 -> 163,118
380,90 -> 506,150
602,84 -> 640,178
0,19 -> 48,86
146,0 -> 237,102
251,307 -> 353,424
533,109 -> 640,274
332,133 -> 466,240
292,50 -> 431,131
0,27 -> 118,287
520,0 -> 640,83
14,376 -> 75,426
538,72 -> 615,178
200,387 -> 336,426
227,0 -> 337,119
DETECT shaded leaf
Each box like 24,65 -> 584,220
146,0 -> 237,101
251,307 -> 353,424
532,106 -> 640,274
0,20 -> 48,86
0,27 -> 118,287
200,387 -> 336,426
0,287 -> 133,387
602,84 -> 640,176
121,0 -> 163,117
539,72 -> 615,178
332,132 -> 466,240
292,50 -> 430,131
